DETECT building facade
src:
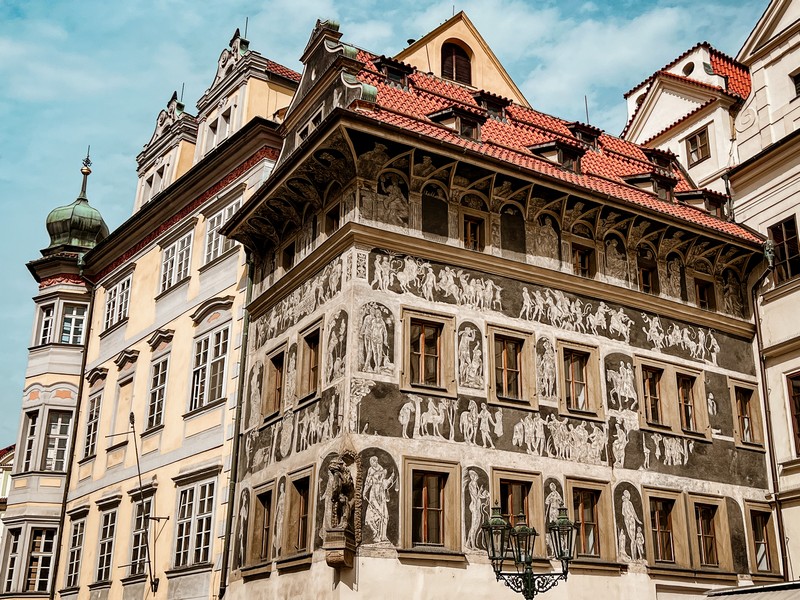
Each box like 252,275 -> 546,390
223,16 -> 779,600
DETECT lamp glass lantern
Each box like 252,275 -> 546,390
482,505 -> 510,575
548,506 -> 578,564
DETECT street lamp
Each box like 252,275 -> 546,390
482,505 -> 577,600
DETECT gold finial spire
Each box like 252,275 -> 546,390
79,145 -> 92,200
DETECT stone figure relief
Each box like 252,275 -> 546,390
458,323 -> 484,389
273,481 -> 286,556
606,361 -> 637,410
362,456 -> 397,544
357,142 -> 390,179
284,351 -> 297,408
666,258 -> 682,298
608,308 -> 635,343
619,489 -> 643,563
320,455 -> 356,540
641,313 -> 666,350
398,396 -> 502,446
537,338 -> 557,400
348,379 -> 375,433
649,432 -> 695,466
656,319 -> 721,365
375,172 -> 409,226
276,409 -> 294,461
612,421 -> 629,467
370,252 -> 503,312
723,271 -> 744,317
356,251 -> 368,279
544,481 -> 564,557
235,488 -> 250,569
246,360 -> 263,429
707,392 -> 717,416
325,310 -> 348,385
464,469 -> 490,551
358,302 -> 394,375
535,216 -> 560,260
297,391 -> 338,452
605,237 -> 629,281
414,155 -> 436,178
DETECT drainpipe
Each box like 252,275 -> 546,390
50,258 -> 94,600
218,255 -> 254,599
751,243 -> 789,580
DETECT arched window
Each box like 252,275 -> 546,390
441,42 -> 471,85
421,184 -> 449,238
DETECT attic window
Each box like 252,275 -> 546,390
473,91 -> 511,120
428,107 -> 484,141
643,148 -> 673,170
652,178 -> 673,201
386,67 -> 406,86
460,118 -> 479,139
374,56 -> 414,88
442,43 -> 472,85
561,149 -> 580,173
566,122 -> 601,148
528,141 -> 583,173
298,109 -> 323,143
682,62 -> 695,76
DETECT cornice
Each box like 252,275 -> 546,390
248,222 -> 756,340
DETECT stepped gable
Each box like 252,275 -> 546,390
347,50 -> 760,245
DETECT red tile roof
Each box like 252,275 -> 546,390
0,444 -> 14,459
265,58 -> 301,83
350,52 -> 760,245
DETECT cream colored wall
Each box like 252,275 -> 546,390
244,79 -> 295,123
631,90 -> 706,144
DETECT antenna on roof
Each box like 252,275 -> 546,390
584,95 -> 590,123
244,17 -> 249,39
453,5 -> 455,16
180,83 -> 185,103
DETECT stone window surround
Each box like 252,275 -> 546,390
491,468 -> 545,557
743,500 -> 781,577
686,493 -> 733,572
262,342 -> 288,421
297,319 -> 324,404
729,378 -> 764,449
565,478 -> 615,563
486,323 -> 536,410
641,487 -> 691,570
400,307 -> 457,398
401,456 -> 461,554
556,340 -> 603,420
277,465 -> 316,567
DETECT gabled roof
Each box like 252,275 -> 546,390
349,50 -> 761,245
265,58 -> 301,83
738,0 -> 798,63
394,11 -> 530,108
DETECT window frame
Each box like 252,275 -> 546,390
557,341 -> 602,418
147,355 -> 169,430
402,457 -> 460,552
64,517 -> 84,588
41,410 -> 72,472
642,487 -> 690,569
401,308 -> 456,397
487,325 -> 536,409
571,241 -> 596,278
36,303 -> 56,345
730,380 -> 763,448
60,303 -> 88,345
768,216 -> 800,284
685,126 -> 711,167
82,393 -> 102,459
249,482 -> 275,567
789,371 -> 800,455
21,411 -> 39,472
460,207 -> 487,252
189,324 -> 230,413
3,527 -> 20,593
263,344 -> 287,419
745,502 -> 779,575
565,478 -> 614,561
24,527 -> 57,592
298,321 -> 323,402
694,277 -> 716,311
103,274 -> 132,331
160,231 -> 193,293
130,497 -> 153,576
204,197 -> 241,265
95,509 -> 117,582
686,494 -> 732,571
282,467 -> 315,559
491,469 -> 544,557
173,478 -> 216,568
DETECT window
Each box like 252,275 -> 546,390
488,326 -> 534,407
637,246 -> 659,294
410,320 -> 441,387
145,166 -> 165,201
441,42 -> 471,85
160,232 -> 192,292
297,109 -> 323,143
299,326 -> 321,400
60,304 -> 87,344
790,374 -> 800,454
695,278 -> 716,310
104,275 -> 131,330
493,469 -> 544,557
263,348 -> 285,417
686,127 -> 710,166
42,410 -> 71,471
649,498 -> 675,563
792,73 -> 800,98
558,342 -> 602,416
4,529 -> 20,592
566,480 -> 613,561
65,519 -> 85,588
252,487 -> 274,563
687,495 -> 731,571
130,498 -> 152,576
83,394 -> 101,458
205,199 -> 241,264
190,325 -> 229,412
643,489 -> 689,568
462,214 -> 485,251
324,204 -> 341,235
695,504 -> 718,567
402,458 -> 460,551
174,480 -> 215,567
677,374 -> 698,432
573,488 -> 600,557
732,383 -> 762,446
22,412 -> 38,471
147,356 -> 169,429
281,469 -> 315,558
572,243 -> 596,278
403,310 -> 455,396
747,505 -> 778,574
25,528 -> 56,592
642,367 -> 664,425
96,510 -> 116,581
459,118 -> 479,139
37,304 -> 55,345
769,217 -> 800,284
282,242 -> 296,272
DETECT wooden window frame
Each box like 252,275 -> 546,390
768,216 -> 800,284
283,466 -> 315,558
298,321 -> 323,402
685,126 -> 710,167
557,341 -> 602,418
686,494 -> 732,571
491,469 -> 544,557
95,509 -> 117,582
401,308 -> 456,398
173,478 -> 216,568
263,344 -> 287,419
460,207 -> 487,252
642,488 -> 690,569
82,394 -> 102,459
402,457 -> 460,551
249,482 -> 275,567
565,478 -> 614,561
487,325 -> 536,409
571,242 -> 596,278
204,197 -> 241,264
789,371 -> 800,456
730,379 -> 763,448
694,277 -> 716,311
189,324 -> 230,412
744,502 -> 779,575
65,518 -> 85,588
324,202 -> 341,236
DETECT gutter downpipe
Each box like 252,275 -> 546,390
751,247 -> 789,580
50,257 -> 94,600
218,254 -> 254,599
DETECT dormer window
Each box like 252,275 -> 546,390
623,172 -> 675,200
473,91 -> 512,121
642,147 -> 674,170
675,189 -> 728,219
374,56 -> 414,88
428,107 -> 485,141
441,42 -> 471,85
566,122 -> 601,149
528,141 -> 584,173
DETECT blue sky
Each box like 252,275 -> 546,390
0,0 -> 767,446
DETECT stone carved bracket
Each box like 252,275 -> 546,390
323,450 -> 363,568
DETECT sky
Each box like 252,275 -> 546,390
0,0 -> 768,447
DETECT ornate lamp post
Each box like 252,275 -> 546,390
482,505 -> 577,600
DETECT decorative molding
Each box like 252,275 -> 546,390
38,273 -> 85,290
66,504 -> 90,519
190,295 -> 234,325
172,462 -> 223,487
113,349 -> 140,371
95,492 -> 123,509
86,367 -> 109,386
147,328 -> 175,350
